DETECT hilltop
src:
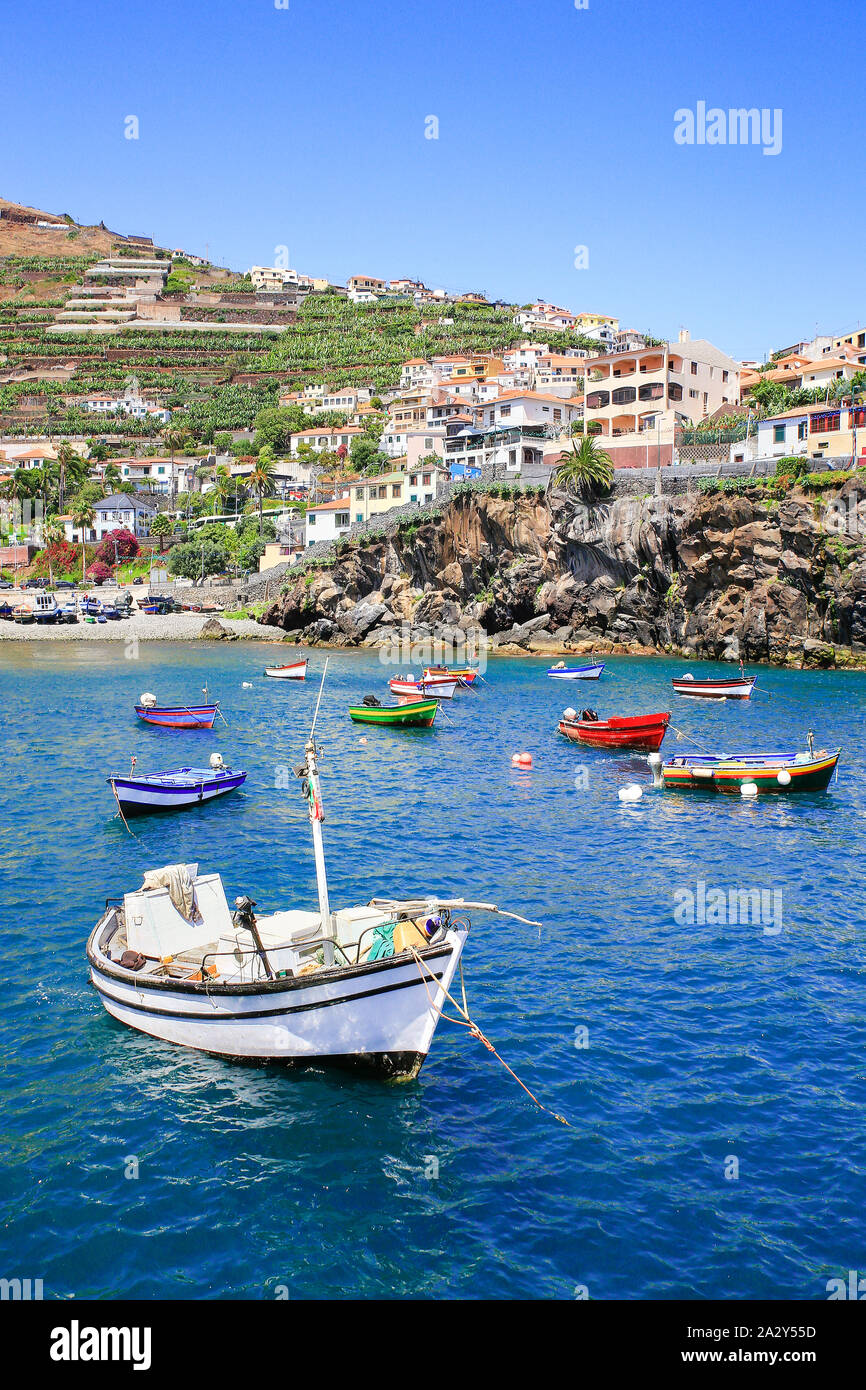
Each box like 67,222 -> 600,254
0,196 -> 162,258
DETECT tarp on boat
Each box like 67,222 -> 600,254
141,863 -> 198,921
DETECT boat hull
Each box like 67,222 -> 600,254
108,769 -> 247,814
661,750 -> 840,794
87,930 -> 466,1077
559,712 -> 670,752
134,704 -> 219,729
547,664 -> 606,680
672,676 -> 756,700
349,700 -> 438,727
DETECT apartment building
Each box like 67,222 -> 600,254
249,266 -> 299,291
582,332 -> 739,466
347,275 -> 386,295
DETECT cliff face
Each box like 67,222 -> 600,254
262,480 -> 866,667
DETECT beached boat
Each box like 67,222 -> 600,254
547,662 -> 606,680
672,673 -> 757,700
265,659 -> 307,680
559,709 -> 670,752
134,690 -> 221,729
349,698 -> 438,728
87,662 -> 539,1076
108,756 -> 247,815
389,675 -> 458,700
658,745 -> 840,794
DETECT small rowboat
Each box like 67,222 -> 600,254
349,699 -> 438,728
424,665 -> 479,687
108,765 -> 247,815
672,673 -> 757,700
135,703 -> 220,729
559,710 -> 670,752
265,659 -> 307,680
547,662 -> 606,680
390,676 -> 458,701
660,747 -> 841,794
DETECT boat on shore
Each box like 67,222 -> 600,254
658,744 -> 840,794
134,690 -> 221,729
559,708 -> 670,752
87,661 -> 539,1076
390,675 -> 458,700
672,673 -> 757,700
265,659 -> 307,680
108,755 -> 247,815
350,697 -> 438,728
547,662 -> 606,681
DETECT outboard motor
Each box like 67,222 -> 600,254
232,895 -> 274,979
580,708 -> 599,722
362,694 -> 382,708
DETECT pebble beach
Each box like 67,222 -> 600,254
0,611 -> 280,641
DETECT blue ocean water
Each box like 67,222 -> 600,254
0,641 -> 864,1301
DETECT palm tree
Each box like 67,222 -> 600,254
250,447 -> 277,535
102,461 -> 122,493
161,424 -> 191,499
71,499 -> 95,580
552,434 -> 614,501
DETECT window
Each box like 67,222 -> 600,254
690,362 -> 698,375
500,405 -> 511,418
308,514 -> 316,525
722,370 -> 729,383
336,513 -> 349,527
553,409 -> 562,422
391,485 -> 401,498
355,488 -> 363,499
410,474 -> 418,485
774,426 -> 785,444
798,421 -> 808,440
356,513 -> 363,523
689,389 -> 699,399
422,472 -> 431,485
425,438 -> 433,448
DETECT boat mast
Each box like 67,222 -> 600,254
303,659 -> 335,966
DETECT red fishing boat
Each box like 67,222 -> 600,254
134,689 -> 221,729
558,708 -> 671,752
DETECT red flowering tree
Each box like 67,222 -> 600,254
97,528 -> 139,565
86,559 -> 113,585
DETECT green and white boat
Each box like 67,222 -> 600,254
349,698 -> 438,728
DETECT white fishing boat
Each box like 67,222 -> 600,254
389,675 -> 458,701
264,659 -> 308,680
87,662 -> 538,1077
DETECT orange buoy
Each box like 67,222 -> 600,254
511,752 -> 533,767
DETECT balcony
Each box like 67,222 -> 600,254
611,386 -> 637,406
638,382 -> 665,402
586,391 -> 610,410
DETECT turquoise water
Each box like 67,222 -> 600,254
1,642 -> 865,1300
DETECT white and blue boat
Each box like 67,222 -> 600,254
108,755 -> 247,816
546,661 -> 606,680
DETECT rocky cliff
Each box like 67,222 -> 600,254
261,479 -> 866,667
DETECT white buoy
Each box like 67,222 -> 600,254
563,707 -> 577,721
242,681 -> 253,689
618,784 -> 643,803
740,781 -> 759,798
647,752 -> 663,788
140,691 -> 157,708
777,769 -> 791,786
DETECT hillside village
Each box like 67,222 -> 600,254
2,195 -> 866,587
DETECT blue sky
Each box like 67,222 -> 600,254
3,0 -> 863,359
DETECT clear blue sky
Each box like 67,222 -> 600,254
3,0 -> 863,360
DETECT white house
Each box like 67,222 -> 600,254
304,497 -> 351,547
78,493 -> 158,542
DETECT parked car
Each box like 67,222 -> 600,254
133,576 -> 144,585
0,578 -> 13,590
55,579 -> 77,589
23,577 -> 48,589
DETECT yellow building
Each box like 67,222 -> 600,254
575,312 -> 620,332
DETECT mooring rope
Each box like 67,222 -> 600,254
410,947 -> 572,1128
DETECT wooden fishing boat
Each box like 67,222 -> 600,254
134,690 -> 221,729
672,673 -> 757,700
87,660 -> 540,1076
559,709 -> 670,752
424,665 -> 479,687
265,659 -> 307,680
389,675 -> 458,700
349,698 -> 438,728
108,757 -> 247,815
659,746 -> 841,794
547,662 -> 606,680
